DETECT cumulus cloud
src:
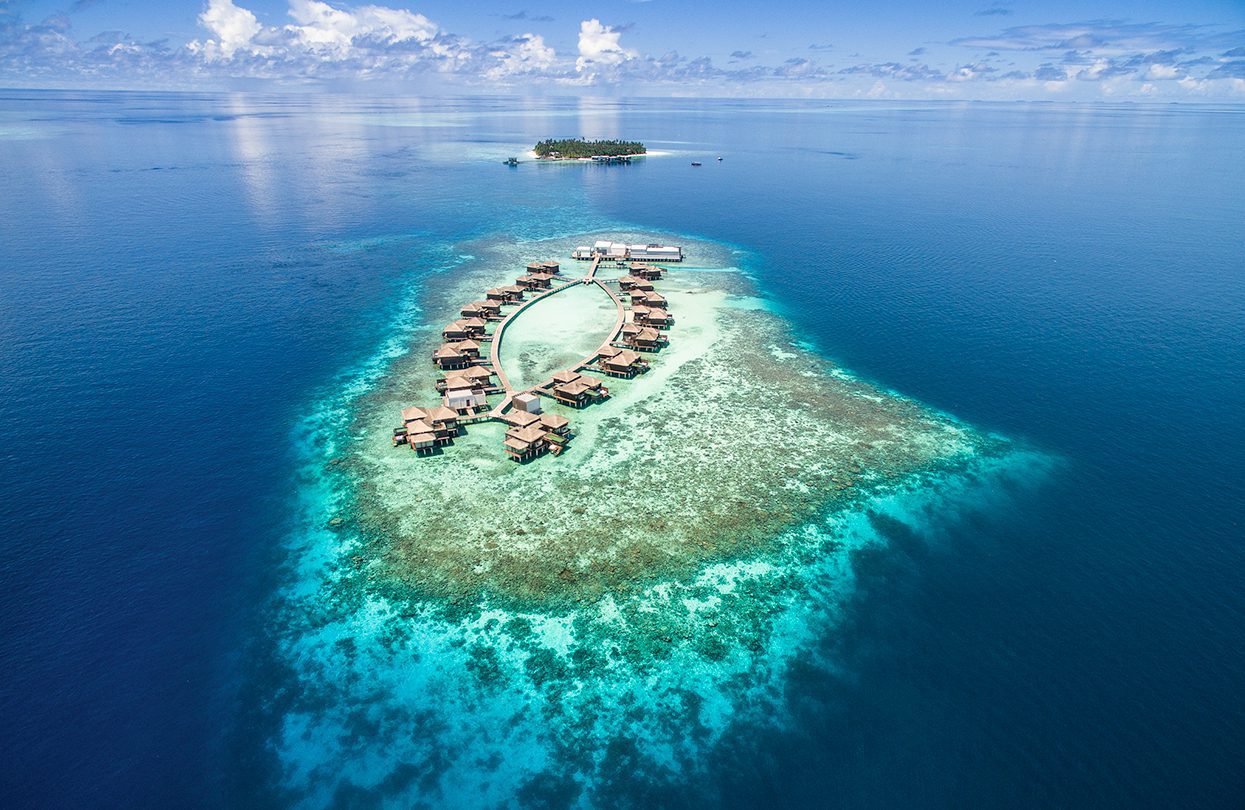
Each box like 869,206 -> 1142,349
195,0 -> 262,60
485,32 -> 555,79
284,0 -> 437,59
575,18 -> 636,73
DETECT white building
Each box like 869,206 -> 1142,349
572,241 -> 683,262
444,387 -> 488,411
513,392 -> 542,414
627,244 -> 683,262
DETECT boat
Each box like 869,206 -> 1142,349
504,157 -> 519,166
691,161 -> 702,167
717,156 -> 723,161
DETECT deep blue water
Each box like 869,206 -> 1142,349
1,91 -> 1243,807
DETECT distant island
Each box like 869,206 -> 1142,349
534,138 -> 647,160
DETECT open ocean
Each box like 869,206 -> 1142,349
1,91 -> 1243,807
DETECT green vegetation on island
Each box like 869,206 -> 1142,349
534,138 -> 646,159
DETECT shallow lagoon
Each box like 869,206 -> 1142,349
498,278 -> 617,392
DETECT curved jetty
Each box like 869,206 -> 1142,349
394,245 -> 675,462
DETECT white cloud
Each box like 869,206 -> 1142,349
195,0 -> 263,60
285,0 -> 437,59
575,19 -> 636,73
1145,62 -> 1181,80
485,33 -> 556,80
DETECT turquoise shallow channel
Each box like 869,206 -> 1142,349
274,230 -> 1047,805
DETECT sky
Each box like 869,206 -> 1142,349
1,0 -> 1244,99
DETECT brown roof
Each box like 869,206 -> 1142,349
503,410 -> 540,427
556,381 -> 590,397
507,425 -> 547,443
644,308 -> 670,320
400,406 -> 426,422
501,285 -> 526,294
632,305 -> 650,317
540,261 -> 559,270
444,320 -> 468,333
526,262 -> 543,271
427,406 -> 458,422
621,322 -> 640,335
433,345 -> 464,358
628,327 -> 660,342
486,288 -> 505,296
405,419 -> 434,435
609,349 -> 643,366
552,370 -> 582,385
463,365 -> 493,380
597,345 -> 622,358
503,437 -> 532,451
442,375 -> 472,390
539,413 -> 570,430
409,432 -> 436,446
453,339 -> 481,351
461,317 -> 486,328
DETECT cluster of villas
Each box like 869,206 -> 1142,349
393,247 -> 678,462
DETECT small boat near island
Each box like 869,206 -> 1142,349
504,157 -> 519,166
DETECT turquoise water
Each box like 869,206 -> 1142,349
1,92 -> 1243,807
498,280 -> 617,391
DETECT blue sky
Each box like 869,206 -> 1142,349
2,0 -> 1243,99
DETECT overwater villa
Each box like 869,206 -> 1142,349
549,369 -> 609,408
461,300 -> 502,320
630,290 -> 667,308
442,318 -> 487,341
485,287 -> 525,303
503,425 -> 550,462
501,412 -> 574,462
539,412 -> 571,436
502,409 -> 540,428
436,364 -> 494,393
597,346 -> 649,378
515,273 -> 552,290
432,344 -> 469,370
620,323 -> 666,351
394,405 -> 461,452
525,260 -> 561,275
454,339 -> 482,358
633,306 -> 673,329
628,263 -> 667,281
618,275 -> 656,292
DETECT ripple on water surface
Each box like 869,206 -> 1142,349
269,231 -> 1048,807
